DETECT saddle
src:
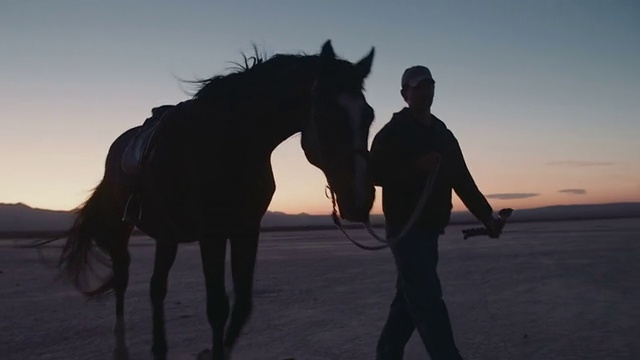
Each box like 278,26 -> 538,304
121,105 -> 173,177
120,105 -> 174,223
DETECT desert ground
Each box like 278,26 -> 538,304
1,218 -> 638,360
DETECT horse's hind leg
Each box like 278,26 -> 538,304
110,224 -> 134,336
199,237 -> 230,360
111,234 -> 132,360
149,240 -> 178,360
224,226 -> 260,353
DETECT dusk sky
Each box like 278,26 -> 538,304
1,1 -> 639,215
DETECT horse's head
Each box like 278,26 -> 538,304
301,40 -> 376,223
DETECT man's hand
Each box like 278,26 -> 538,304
463,209 -> 513,240
414,152 -> 441,174
485,209 -> 514,238
485,217 -> 502,238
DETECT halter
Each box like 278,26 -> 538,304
305,83 -> 371,181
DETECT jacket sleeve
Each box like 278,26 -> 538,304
450,133 -> 494,225
370,122 -> 419,187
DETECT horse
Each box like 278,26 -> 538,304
52,40 -> 376,360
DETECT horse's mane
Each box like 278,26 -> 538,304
189,47 -> 314,101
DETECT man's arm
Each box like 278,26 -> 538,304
450,135 -> 494,227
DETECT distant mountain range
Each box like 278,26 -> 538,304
1,202 -> 639,236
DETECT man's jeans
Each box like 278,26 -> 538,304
376,224 -> 463,360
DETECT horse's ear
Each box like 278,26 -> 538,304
355,47 -> 375,79
320,40 -> 336,59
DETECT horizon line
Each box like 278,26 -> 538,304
2,200 -> 640,215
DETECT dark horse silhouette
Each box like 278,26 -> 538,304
52,41 -> 375,360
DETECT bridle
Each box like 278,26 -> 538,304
304,87 -> 371,183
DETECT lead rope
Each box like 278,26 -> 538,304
327,186 -> 389,251
329,162 -> 441,251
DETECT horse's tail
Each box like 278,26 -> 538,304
56,178 -> 117,298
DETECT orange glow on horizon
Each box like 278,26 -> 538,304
268,191 -> 640,216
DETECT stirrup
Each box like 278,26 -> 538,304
122,193 -> 142,223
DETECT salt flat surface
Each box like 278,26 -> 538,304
1,218 -> 639,359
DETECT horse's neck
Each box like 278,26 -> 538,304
236,75 -> 314,156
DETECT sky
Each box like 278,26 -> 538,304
1,1 -> 639,215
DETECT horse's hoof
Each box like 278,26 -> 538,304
196,349 -> 212,360
195,347 -> 231,360
113,318 -> 126,336
151,344 -> 168,360
111,345 -> 130,360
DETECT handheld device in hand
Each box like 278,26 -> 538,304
462,208 -> 514,239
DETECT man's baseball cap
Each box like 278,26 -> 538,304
401,65 -> 434,88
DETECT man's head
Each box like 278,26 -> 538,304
400,65 -> 435,111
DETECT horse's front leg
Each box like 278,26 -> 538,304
198,238 -> 230,360
149,241 -> 178,360
224,227 -> 260,353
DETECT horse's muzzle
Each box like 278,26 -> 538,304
335,185 -> 374,223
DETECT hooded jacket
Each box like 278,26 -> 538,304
370,108 -> 493,232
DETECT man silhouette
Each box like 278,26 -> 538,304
371,65 -> 500,360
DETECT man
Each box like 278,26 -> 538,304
370,65 -> 500,360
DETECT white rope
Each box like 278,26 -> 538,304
332,162 -> 441,251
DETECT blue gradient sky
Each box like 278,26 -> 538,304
1,1 -> 639,214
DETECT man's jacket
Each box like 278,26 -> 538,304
370,108 -> 493,231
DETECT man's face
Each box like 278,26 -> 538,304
402,79 -> 435,111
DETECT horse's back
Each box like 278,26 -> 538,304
105,126 -> 142,186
